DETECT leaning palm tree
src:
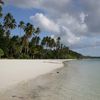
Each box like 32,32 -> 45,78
22,23 -> 40,55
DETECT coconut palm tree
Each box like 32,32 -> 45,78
41,37 -> 46,47
3,13 -> 16,36
8,36 -> 20,58
18,21 -> 25,37
0,0 -> 4,18
56,37 -> 61,49
36,36 -> 40,45
0,6 -> 2,18
31,36 -> 40,46
50,38 -> 56,49
0,23 -> 4,36
0,0 -> 4,5
21,35 -> 29,54
34,27 -> 40,36
24,23 -> 35,38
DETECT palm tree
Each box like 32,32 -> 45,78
21,35 -> 29,54
45,36 -> 49,48
4,13 -> 16,29
0,0 -> 4,5
18,21 -> 25,37
3,13 -> 16,36
0,6 -> 2,18
34,27 -> 40,36
41,37 -> 46,47
0,0 -> 4,18
24,23 -> 35,38
36,36 -> 40,45
22,23 -> 35,54
0,23 -> 4,36
56,37 -> 61,49
50,38 -> 56,49
41,36 -> 53,49
9,36 -> 21,58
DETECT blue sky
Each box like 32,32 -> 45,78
3,5 -> 50,38
3,0 -> 100,56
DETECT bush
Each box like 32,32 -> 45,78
19,54 -> 30,59
0,48 -> 4,58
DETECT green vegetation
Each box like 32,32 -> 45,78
0,48 -> 4,58
0,3 -> 83,59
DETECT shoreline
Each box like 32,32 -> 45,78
0,59 -> 72,91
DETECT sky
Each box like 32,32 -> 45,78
2,0 -> 100,56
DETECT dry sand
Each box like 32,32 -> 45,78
0,59 -> 70,90
0,59 -> 72,100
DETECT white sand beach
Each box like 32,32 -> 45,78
0,59 -> 74,100
0,59 -> 69,90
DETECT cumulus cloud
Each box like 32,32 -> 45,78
3,0 -> 100,51
61,26 -> 80,45
30,13 -> 86,45
30,13 -> 60,33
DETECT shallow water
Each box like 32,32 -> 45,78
62,59 -> 100,100
32,59 -> 100,100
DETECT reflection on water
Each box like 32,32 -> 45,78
33,59 -> 100,100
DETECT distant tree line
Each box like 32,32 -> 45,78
0,3 -> 83,59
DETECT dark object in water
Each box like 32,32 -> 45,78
57,72 -> 59,74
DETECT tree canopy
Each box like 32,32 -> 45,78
0,4 -> 83,59
0,48 -> 4,58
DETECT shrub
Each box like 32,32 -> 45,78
19,54 -> 30,59
0,48 -> 4,58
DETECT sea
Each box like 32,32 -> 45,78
33,59 -> 100,100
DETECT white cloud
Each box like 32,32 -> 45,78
4,0 -> 100,54
80,12 -> 88,24
56,14 -> 88,36
30,13 -> 60,33
61,26 -> 80,44
30,13 -> 81,45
